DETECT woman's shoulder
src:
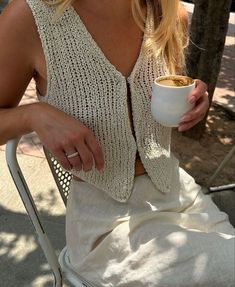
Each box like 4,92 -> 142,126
0,0 -> 44,79
1,0 -> 34,22
0,0 -> 39,42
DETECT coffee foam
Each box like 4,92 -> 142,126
156,76 -> 194,87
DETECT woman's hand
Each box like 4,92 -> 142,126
30,102 -> 104,172
178,79 -> 209,132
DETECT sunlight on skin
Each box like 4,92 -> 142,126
0,232 -> 37,263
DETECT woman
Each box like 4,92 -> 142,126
0,0 -> 234,286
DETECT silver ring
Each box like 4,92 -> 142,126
66,151 -> 79,159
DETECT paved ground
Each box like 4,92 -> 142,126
0,2 -> 234,287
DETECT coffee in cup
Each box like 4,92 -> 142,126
151,75 -> 195,127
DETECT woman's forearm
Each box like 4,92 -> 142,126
0,101 -> 104,171
0,103 -> 40,145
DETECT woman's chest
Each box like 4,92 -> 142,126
78,16 -> 144,79
34,9 -> 144,96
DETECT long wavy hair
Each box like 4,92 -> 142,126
44,0 -> 188,74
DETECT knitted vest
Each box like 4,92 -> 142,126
26,0 -> 179,202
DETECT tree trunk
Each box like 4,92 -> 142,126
185,0 -> 232,140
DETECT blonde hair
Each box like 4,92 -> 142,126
44,0 -> 188,74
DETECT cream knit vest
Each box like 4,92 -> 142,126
27,0 -> 180,202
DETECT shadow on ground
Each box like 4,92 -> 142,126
172,103 -> 235,188
0,188 -> 65,287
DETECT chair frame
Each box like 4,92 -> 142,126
5,137 -> 95,287
206,145 -> 235,193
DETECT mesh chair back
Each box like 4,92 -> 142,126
43,148 -> 72,206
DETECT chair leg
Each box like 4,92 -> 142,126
6,138 -> 63,287
53,272 -> 63,287
209,183 -> 235,193
38,234 -> 63,287
207,145 -> 235,188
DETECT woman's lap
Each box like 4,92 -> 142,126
66,170 -> 235,286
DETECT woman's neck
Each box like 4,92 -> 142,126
73,0 -> 133,21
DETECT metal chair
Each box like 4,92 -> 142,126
205,145 -> 235,193
5,136 -> 96,287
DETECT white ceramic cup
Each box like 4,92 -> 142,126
151,75 -> 196,127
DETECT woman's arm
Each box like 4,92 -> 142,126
0,0 -> 104,171
0,0 -> 37,143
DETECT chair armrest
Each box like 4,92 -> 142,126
5,137 -> 63,287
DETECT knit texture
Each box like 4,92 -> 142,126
26,0 -> 179,202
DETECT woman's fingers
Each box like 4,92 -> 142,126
179,92 -> 209,132
74,128 -> 104,171
188,79 -> 208,103
178,79 -> 209,132
54,148 -> 73,171
57,135 -> 104,172
65,149 -> 82,171
73,140 -> 94,172
85,133 -> 104,171
50,131 -> 103,172
179,114 -> 204,132
75,126 -> 104,171
57,138 -> 102,172
178,115 -> 204,132
181,95 -> 208,121
34,104 -> 105,172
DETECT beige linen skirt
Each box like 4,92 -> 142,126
66,168 -> 235,287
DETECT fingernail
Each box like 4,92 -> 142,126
181,115 -> 190,122
97,166 -> 104,172
189,96 -> 196,103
